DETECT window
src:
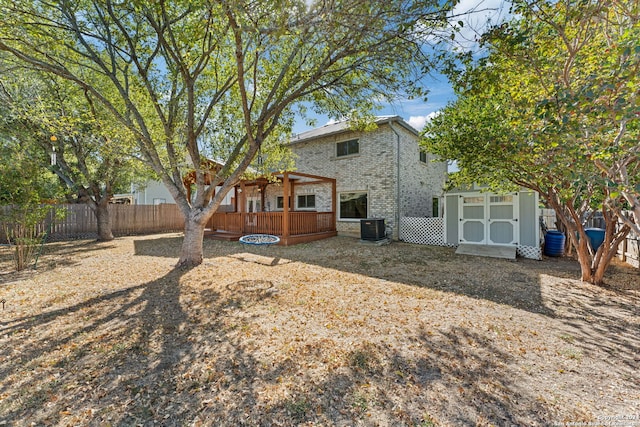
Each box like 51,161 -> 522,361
276,196 -> 291,209
297,194 -> 316,209
339,192 -> 367,219
336,139 -> 359,157
432,197 -> 439,217
420,151 -> 427,163
463,196 -> 484,204
490,195 -> 513,203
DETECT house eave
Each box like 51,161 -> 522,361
290,116 -> 419,145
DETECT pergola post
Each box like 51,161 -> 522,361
240,181 -> 246,233
331,178 -> 337,217
283,172 -> 290,240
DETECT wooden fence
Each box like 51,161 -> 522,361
618,229 -> 640,268
539,208 -> 639,268
1,204 -> 185,243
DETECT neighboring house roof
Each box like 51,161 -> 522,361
290,115 -> 419,144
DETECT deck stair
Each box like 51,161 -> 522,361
455,244 -> 516,260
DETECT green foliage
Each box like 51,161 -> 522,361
0,0 -> 455,264
0,64 -> 149,201
422,0 -> 638,284
0,140 -> 55,270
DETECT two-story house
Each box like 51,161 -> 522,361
142,115 -> 447,244
283,115 -> 447,239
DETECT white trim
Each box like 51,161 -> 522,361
457,192 -> 520,246
337,190 -> 368,221
296,194 -> 316,211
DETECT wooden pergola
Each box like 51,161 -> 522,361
207,171 -> 337,245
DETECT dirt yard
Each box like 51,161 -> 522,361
0,234 -> 638,426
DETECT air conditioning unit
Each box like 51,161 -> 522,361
360,218 -> 386,241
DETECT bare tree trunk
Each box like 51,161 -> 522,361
550,195 -> 631,286
574,237 -> 594,283
177,213 -> 208,267
94,201 -> 114,241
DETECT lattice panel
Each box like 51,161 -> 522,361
400,217 -> 454,246
517,245 -> 542,260
401,216 -> 542,259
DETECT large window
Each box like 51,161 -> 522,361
297,194 -> 316,209
336,139 -> 359,157
339,192 -> 367,219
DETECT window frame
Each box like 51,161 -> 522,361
419,151 -> 427,164
336,138 -> 360,157
296,194 -> 316,210
338,191 -> 368,221
276,196 -> 291,210
432,197 -> 440,217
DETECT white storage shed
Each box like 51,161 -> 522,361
444,185 -> 541,259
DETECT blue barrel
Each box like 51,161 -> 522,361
544,230 -> 565,257
585,228 -> 605,251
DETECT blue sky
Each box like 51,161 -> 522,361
290,70 -> 456,136
292,0 -> 510,135
291,73 -> 455,135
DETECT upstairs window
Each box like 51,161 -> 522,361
419,151 -> 427,163
336,139 -> 359,157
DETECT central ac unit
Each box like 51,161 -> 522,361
360,218 -> 386,241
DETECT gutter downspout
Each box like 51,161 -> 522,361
388,121 -> 401,241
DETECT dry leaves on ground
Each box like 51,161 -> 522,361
0,234 -> 638,426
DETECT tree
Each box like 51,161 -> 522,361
0,0 -> 453,266
0,130 -> 59,270
0,65 -> 146,241
422,0 -> 638,285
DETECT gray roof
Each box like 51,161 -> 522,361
290,115 -> 419,144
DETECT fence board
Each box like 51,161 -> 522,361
1,204 -> 185,243
523,208 -> 638,268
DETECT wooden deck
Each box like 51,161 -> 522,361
207,211 -> 336,246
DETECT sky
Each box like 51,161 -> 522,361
291,0 -> 510,135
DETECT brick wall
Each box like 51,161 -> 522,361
290,121 -> 446,239
396,124 -> 448,219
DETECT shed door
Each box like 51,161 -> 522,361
459,195 -> 486,244
458,193 -> 519,246
487,194 -> 518,246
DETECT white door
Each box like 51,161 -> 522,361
458,193 -> 519,246
459,195 -> 487,244
246,196 -> 261,226
246,196 -> 261,213
487,194 -> 518,245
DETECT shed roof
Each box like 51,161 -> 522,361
290,115 -> 419,144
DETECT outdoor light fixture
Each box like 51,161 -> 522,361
50,135 -> 57,166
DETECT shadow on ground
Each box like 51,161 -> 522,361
0,269 -> 555,426
135,235 -> 558,315
0,234 -> 636,425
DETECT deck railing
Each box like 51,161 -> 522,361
209,211 -> 335,236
